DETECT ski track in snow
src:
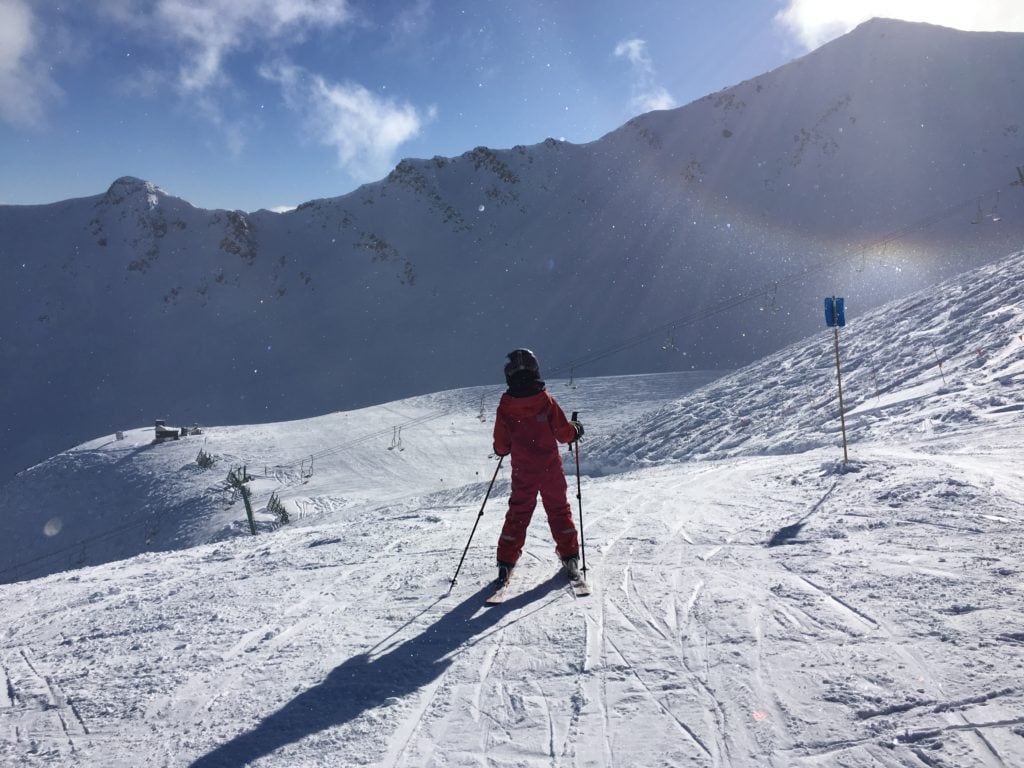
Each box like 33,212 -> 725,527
2,251 -> 1024,766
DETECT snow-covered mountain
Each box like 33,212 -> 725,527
3,229 -> 1021,586
2,18 -> 1023,482
0,245 -> 1021,765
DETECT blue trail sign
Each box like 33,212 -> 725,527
824,296 -> 846,327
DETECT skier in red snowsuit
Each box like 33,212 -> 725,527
492,349 -> 584,585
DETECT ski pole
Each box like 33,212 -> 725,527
571,411 -> 587,576
449,455 -> 504,593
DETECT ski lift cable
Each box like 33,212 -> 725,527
547,174 -> 1017,376
244,172 -> 1024,475
10,173 -> 1018,583
0,514 -> 160,580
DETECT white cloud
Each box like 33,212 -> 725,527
91,1 -> 354,153
776,0 -> 1024,51
153,0 -> 354,93
613,38 -> 677,114
613,39 -> 649,69
1,0 -> 360,139
0,0 -> 62,127
261,61 -> 425,182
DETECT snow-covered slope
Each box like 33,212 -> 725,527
0,371 -> 721,585
2,19 -> 1023,481
0,248 -> 1022,767
587,249 -> 1024,470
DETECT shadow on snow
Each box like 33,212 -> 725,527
190,573 -> 566,767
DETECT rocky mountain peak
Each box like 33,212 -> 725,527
101,176 -> 166,208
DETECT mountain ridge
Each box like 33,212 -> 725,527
1,18 -> 1022,480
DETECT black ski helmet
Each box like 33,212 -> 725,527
504,348 -> 540,380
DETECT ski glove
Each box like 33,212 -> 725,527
571,420 -> 584,441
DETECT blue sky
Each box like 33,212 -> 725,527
2,1 -> 1023,212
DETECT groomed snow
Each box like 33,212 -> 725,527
1,251 -> 1022,767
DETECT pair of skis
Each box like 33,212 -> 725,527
484,568 -> 591,605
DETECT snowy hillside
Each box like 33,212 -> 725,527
587,249 -> 1024,470
0,371 -> 719,585
2,18 -> 1024,481
0,248 -> 1022,767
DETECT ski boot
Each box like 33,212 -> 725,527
562,556 -> 581,581
496,560 -> 515,586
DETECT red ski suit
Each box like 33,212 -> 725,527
493,389 -> 579,565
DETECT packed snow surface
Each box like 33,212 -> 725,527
1,251 -> 1023,767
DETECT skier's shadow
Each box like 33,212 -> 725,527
189,573 -> 564,767
766,521 -> 806,547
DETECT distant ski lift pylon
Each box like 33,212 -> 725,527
388,426 -> 404,451
566,365 -> 577,389
972,191 -> 1001,224
863,240 -> 891,273
760,282 -> 780,314
855,249 -> 867,273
